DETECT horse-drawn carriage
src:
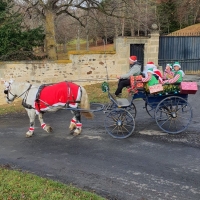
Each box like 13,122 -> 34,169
103,81 -> 197,139
2,79 -> 198,139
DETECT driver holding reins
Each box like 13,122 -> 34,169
114,55 -> 141,97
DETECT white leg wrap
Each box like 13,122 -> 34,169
41,123 -> 46,129
69,118 -> 76,130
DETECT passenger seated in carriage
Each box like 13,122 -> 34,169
163,63 -> 174,80
142,69 -> 158,86
142,61 -> 163,81
142,62 -> 163,84
141,62 -> 161,93
163,62 -> 185,84
153,64 -> 163,83
161,62 -> 185,94
114,55 -> 141,97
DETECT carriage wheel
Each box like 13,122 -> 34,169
125,102 -> 137,118
145,102 -> 155,118
155,96 -> 192,134
104,108 -> 135,139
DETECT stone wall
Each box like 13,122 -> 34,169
0,32 -> 159,105
0,53 -> 117,105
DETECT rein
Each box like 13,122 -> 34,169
18,84 -> 32,99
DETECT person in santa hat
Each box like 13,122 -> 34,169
142,66 -> 159,87
114,55 -> 141,97
163,62 -> 185,84
154,65 -> 163,83
142,61 -> 163,84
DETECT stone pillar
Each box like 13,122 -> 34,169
115,37 -> 129,74
145,30 -> 159,65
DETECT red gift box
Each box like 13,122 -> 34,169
130,75 -> 143,88
180,82 -> 198,94
135,82 -> 144,88
128,75 -> 144,94
149,84 -> 163,94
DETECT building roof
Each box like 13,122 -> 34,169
168,23 -> 200,36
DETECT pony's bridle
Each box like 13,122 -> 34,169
4,83 -> 17,102
4,82 -> 32,103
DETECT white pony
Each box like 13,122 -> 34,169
3,80 -> 93,137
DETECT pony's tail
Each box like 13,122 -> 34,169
80,86 -> 94,119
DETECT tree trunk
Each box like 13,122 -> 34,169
114,17 -> 118,38
121,1 -> 125,37
63,36 -> 67,53
76,28 -> 80,51
45,10 -> 57,60
86,34 -> 89,51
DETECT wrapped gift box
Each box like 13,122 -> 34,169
128,75 -> 144,94
180,82 -> 198,94
149,84 -> 163,94
130,75 -> 143,89
136,82 -> 144,88
135,75 -> 143,81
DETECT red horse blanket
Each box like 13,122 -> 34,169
34,82 -> 81,114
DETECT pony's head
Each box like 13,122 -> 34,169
3,79 -> 17,103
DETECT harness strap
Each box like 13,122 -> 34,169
19,84 -> 32,98
35,84 -> 54,110
21,84 -> 34,109
65,82 -> 81,107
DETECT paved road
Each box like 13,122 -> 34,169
0,75 -> 200,200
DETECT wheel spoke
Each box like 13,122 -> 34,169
159,115 -> 171,126
158,108 -> 170,115
108,115 -> 118,122
176,104 -> 187,112
175,117 -> 187,128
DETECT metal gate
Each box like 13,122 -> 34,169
158,36 -> 200,74
130,44 -> 144,70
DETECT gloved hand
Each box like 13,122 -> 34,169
140,72 -> 145,78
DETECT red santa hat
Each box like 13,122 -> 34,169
146,61 -> 156,69
129,55 -> 137,62
154,69 -> 162,78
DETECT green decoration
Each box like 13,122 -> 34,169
101,81 -> 109,92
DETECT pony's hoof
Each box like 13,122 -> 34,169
73,128 -> 81,136
26,131 -> 34,137
44,125 -> 53,133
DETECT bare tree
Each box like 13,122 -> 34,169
14,0 -> 199,60
14,0 -> 102,60
55,15 -> 77,53
175,0 -> 200,26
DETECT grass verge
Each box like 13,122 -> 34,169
0,100 -> 25,115
0,165 -> 105,200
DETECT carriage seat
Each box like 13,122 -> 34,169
108,92 -> 130,108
